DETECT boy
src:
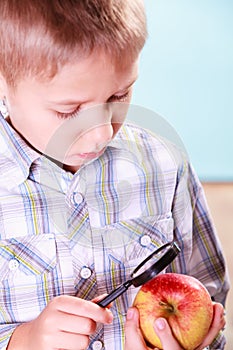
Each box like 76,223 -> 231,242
0,1 -> 228,349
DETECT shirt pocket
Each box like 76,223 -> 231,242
97,214 -> 174,315
0,234 -> 57,323
101,213 -> 174,262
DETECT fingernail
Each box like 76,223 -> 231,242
127,308 -> 135,320
155,318 -> 166,331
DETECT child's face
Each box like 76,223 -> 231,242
3,51 -> 138,172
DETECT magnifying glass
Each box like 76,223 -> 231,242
97,241 -> 180,308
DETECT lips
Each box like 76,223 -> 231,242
76,148 -> 105,159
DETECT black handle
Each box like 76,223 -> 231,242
97,281 -> 132,308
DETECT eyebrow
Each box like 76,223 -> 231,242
48,77 -> 138,106
49,99 -> 83,106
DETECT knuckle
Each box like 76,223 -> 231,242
83,318 -> 96,334
79,335 -> 90,349
49,295 -> 65,308
98,309 -> 107,322
221,319 -> 226,329
100,308 -> 113,323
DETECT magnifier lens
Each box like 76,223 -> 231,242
131,242 -> 180,287
131,246 -> 169,278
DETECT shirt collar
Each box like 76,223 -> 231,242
0,114 -> 41,189
0,114 -> 135,190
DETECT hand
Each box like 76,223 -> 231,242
7,295 -> 113,350
195,302 -> 225,350
124,302 -> 225,350
124,307 -> 182,350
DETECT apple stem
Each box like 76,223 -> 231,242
159,301 -> 175,313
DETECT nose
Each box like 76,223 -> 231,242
88,122 -> 114,149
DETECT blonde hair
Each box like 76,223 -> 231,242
0,0 -> 147,86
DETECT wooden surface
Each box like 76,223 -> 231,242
202,183 -> 233,349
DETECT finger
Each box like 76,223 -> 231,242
92,294 -> 113,308
50,295 -> 113,324
154,318 -> 183,350
56,313 -> 96,335
125,307 -> 149,350
196,302 -> 225,350
52,331 -> 90,350
92,294 -> 108,303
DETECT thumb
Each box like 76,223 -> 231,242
154,318 -> 183,350
125,307 -> 148,350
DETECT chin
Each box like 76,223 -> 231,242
62,162 -> 81,173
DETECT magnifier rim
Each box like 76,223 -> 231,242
131,241 -> 180,287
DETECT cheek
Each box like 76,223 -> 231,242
12,112 -> 62,154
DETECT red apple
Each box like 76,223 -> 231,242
133,273 -> 213,350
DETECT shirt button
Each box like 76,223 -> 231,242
92,340 -> 103,350
73,192 -> 83,205
80,267 -> 92,279
9,259 -> 19,271
140,235 -> 152,247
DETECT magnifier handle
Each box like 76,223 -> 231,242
97,281 -> 132,308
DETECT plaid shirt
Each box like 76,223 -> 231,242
0,114 -> 229,350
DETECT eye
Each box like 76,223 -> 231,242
56,106 -> 81,119
109,91 -> 130,103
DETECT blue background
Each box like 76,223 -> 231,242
131,0 -> 233,181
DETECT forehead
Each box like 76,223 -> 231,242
50,51 -> 138,81
11,51 -> 139,102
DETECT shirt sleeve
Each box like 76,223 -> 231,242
211,331 -> 226,350
187,164 -> 229,305
0,324 -> 18,349
170,162 -> 230,350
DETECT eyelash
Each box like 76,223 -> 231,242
110,91 -> 130,103
56,106 -> 81,120
56,91 -> 130,120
